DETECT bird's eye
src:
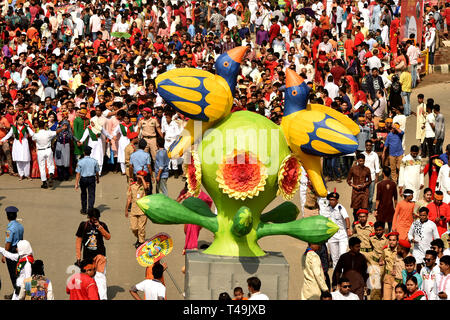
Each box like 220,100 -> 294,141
223,61 -> 229,67
292,90 -> 298,96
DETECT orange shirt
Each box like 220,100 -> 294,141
0,117 -> 11,139
392,200 -> 415,240
344,39 -> 355,58
320,16 -> 330,30
26,27 -> 39,40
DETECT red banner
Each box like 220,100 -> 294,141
400,0 -> 424,46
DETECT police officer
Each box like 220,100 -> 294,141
352,208 -> 374,260
319,192 -> 352,268
137,107 -> 163,162
75,146 -> 100,214
129,139 -> 155,194
2,206 -> 24,299
367,221 -> 388,300
125,170 -> 148,248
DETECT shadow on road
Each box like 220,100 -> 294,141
107,285 -> 125,300
97,204 -> 111,213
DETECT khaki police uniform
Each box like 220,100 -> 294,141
367,233 -> 388,300
138,117 -> 160,161
127,182 -> 147,243
353,221 -> 374,260
124,142 -> 136,182
381,246 -> 404,300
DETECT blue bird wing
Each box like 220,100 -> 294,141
286,109 -> 359,157
308,103 -> 360,136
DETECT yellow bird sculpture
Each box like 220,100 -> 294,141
281,69 -> 360,197
155,46 -> 248,158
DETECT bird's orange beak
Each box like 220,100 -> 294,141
286,68 -> 305,88
227,46 -> 248,64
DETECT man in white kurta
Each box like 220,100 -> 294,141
398,146 -> 424,202
408,207 -> 440,264
362,141 -> 381,212
416,98 -> 427,151
91,107 -> 108,160
162,113 -> 182,173
301,245 -> 329,300
79,121 -> 113,175
436,164 -> 450,204
299,166 -> 308,215
436,256 -> 450,300
420,251 -> 441,300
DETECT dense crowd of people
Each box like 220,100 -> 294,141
0,0 -> 450,300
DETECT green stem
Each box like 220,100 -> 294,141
256,215 -> 339,244
203,208 -> 265,257
137,194 -> 218,233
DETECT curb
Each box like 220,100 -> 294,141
428,64 -> 450,74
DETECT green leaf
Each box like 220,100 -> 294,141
260,202 -> 300,223
182,197 -> 216,218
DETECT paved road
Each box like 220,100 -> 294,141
0,73 -> 449,300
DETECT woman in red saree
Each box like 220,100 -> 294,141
423,155 -> 442,194
177,183 -> 213,255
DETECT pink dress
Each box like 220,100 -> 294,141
105,116 -> 119,153
177,190 -> 213,252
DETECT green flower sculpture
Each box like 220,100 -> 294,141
137,111 -> 338,257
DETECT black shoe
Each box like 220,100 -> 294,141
4,294 -> 13,300
41,182 -> 48,189
80,209 -> 87,215
48,174 -> 54,187
135,241 -> 143,249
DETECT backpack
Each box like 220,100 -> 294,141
391,80 -> 401,94
437,13 -> 444,25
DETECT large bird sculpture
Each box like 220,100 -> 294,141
155,46 -> 248,158
281,68 -> 360,197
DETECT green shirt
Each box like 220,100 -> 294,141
73,116 -> 89,155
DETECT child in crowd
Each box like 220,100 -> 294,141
402,256 -> 422,288
233,287 -> 248,300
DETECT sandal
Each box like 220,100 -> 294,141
26,176 -> 32,181
19,176 -> 23,181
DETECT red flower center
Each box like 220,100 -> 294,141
222,153 -> 262,192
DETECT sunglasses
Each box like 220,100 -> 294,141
424,258 -> 433,262
342,285 -> 352,288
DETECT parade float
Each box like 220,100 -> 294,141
136,47 -> 359,299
